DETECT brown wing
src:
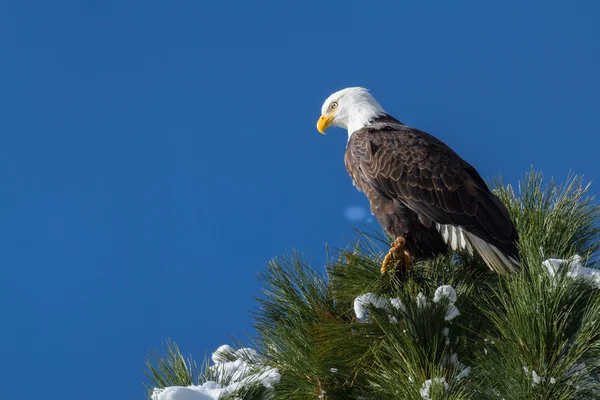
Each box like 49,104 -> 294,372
345,123 -> 518,259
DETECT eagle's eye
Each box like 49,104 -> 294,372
330,101 -> 338,110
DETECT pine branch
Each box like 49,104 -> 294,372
144,339 -> 199,395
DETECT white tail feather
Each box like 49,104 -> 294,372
465,232 -> 519,274
435,223 -> 518,274
450,226 -> 458,251
436,224 -> 472,254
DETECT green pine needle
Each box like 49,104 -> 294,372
144,339 -> 199,394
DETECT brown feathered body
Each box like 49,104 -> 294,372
345,115 -> 519,273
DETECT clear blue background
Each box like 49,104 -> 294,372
1,1 -> 599,399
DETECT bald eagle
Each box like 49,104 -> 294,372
317,87 -> 519,274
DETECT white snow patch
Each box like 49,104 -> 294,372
152,385 -> 219,400
544,255 -> 600,288
433,285 -> 457,303
354,293 -> 407,323
151,346 -> 280,400
420,377 -> 449,399
443,327 -> 450,345
354,293 -> 390,319
432,285 -> 460,322
390,297 -> 407,313
211,345 -> 234,363
442,353 -> 470,382
456,366 -> 471,381
532,370 -> 543,386
523,366 -> 544,387
445,304 -> 460,321
416,292 -> 428,308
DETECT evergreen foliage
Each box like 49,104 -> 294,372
144,339 -> 200,395
145,170 -> 600,399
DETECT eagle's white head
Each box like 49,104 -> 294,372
317,87 -> 386,138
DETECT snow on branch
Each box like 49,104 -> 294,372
151,345 -> 280,400
544,255 -> 600,288
353,285 -> 460,322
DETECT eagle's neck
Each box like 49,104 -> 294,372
347,113 -> 403,140
373,114 -> 403,125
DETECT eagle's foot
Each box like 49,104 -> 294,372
380,237 -> 411,274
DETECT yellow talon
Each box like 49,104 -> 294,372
381,251 -> 395,273
380,237 -> 411,274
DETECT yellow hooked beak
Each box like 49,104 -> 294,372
317,114 -> 334,135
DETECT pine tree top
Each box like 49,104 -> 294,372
145,170 -> 600,400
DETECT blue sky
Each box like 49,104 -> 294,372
1,1 -> 599,399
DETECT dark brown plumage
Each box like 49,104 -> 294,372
344,115 -> 519,274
